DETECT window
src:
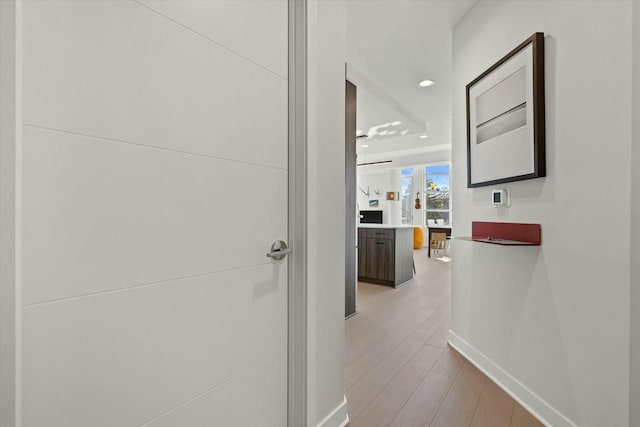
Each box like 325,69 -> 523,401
425,164 -> 451,225
401,168 -> 413,225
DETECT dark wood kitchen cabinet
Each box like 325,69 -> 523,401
357,226 -> 413,288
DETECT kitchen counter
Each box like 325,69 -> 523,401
357,224 -> 415,229
357,226 -> 414,288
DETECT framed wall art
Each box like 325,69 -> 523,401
466,32 -> 546,188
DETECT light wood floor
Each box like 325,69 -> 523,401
345,248 -> 543,427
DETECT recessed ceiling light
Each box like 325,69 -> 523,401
361,144 -> 369,148
418,79 -> 435,87
420,135 -> 428,139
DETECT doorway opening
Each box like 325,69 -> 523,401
342,2 -> 543,426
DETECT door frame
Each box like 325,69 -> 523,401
0,0 -> 310,425
0,1 -> 22,426
288,0 -> 309,425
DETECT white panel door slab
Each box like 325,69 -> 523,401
23,0 -> 287,169
20,1 -> 289,426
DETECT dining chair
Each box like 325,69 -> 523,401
430,232 -> 447,255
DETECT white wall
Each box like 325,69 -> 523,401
631,1 -> 640,425
388,169 -> 402,225
306,0 -> 349,426
383,148 -> 451,170
357,170 -> 394,224
451,2 -> 632,426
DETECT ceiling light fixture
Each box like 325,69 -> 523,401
420,135 -> 428,139
357,160 -> 393,167
361,144 -> 369,148
418,79 -> 435,87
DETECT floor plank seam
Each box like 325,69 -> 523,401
385,349 -> 446,427
427,368 -> 463,427
346,307 -> 450,387
347,318 -> 441,384
508,399 -> 516,426
351,342 -> 424,420
467,378 -> 488,427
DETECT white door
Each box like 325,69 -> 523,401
21,1 -> 289,426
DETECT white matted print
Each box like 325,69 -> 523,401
466,33 -> 546,188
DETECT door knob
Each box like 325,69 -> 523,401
266,240 -> 291,261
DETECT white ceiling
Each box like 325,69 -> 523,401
346,0 -> 476,164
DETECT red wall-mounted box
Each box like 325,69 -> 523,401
462,221 -> 541,246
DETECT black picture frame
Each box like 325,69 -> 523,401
466,32 -> 546,188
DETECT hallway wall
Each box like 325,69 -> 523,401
631,1 -> 640,425
451,1 -> 632,426
306,0 -> 349,425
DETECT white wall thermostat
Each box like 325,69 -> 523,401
492,188 -> 510,207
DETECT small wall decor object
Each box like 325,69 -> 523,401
386,192 -> 399,201
414,192 -> 421,209
369,199 -> 379,208
466,32 -> 546,188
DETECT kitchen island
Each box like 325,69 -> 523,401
357,224 -> 414,288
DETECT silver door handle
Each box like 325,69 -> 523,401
267,248 -> 291,258
266,240 -> 290,261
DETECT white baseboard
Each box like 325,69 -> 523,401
448,331 -> 576,427
316,395 -> 349,427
